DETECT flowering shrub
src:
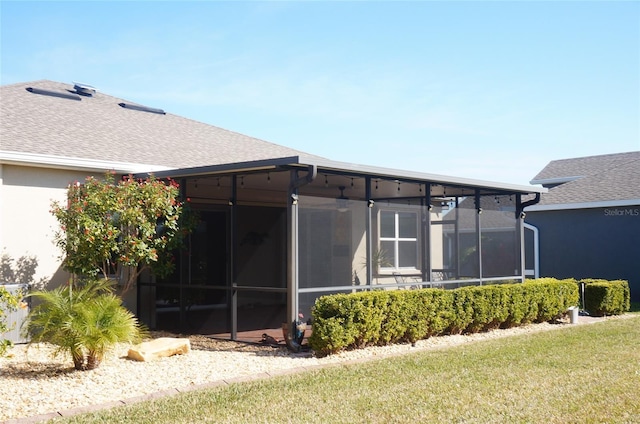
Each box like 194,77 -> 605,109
50,174 -> 192,291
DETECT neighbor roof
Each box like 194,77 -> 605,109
531,151 -> 640,186
0,80 -> 316,172
527,151 -> 640,210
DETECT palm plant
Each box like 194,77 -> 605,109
24,279 -> 146,370
361,249 -> 392,285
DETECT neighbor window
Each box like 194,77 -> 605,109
379,210 -> 418,269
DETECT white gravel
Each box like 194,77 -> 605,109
0,315 -> 617,422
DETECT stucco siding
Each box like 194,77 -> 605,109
0,165 -> 100,286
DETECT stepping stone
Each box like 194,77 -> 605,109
127,337 -> 191,362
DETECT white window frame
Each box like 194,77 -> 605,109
378,209 -> 420,271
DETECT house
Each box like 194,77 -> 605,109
1,80 -> 545,339
524,152 -> 640,302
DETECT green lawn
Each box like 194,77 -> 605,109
57,315 -> 640,424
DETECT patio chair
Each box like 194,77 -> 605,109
392,272 -> 422,290
430,272 -> 445,289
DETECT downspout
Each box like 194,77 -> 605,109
517,193 -> 541,218
515,193 -> 541,282
523,223 -> 540,278
287,165 -> 317,341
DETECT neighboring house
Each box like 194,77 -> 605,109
1,80 -> 545,339
524,152 -> 640,302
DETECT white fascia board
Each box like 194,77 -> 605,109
526,199 -> 640,212
0,150 -> 172,174
301,155 -> 548,194
149,153 -> 548,194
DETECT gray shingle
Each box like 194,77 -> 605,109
531,151 -> 640,184
1,80 -> 320,169
531,152 -> 640,205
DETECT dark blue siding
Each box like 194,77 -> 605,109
527,207 -> 640,302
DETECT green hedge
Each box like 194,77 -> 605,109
579,279 -> 630,316
309,278 -> 580,356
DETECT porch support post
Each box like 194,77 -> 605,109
422,184 -> 432,282
286,166 -> 316,338
475,190 -> 483,284
454,196 -> 460,279
365,177 -> 373,287
286,171 -> 299,335
178,178 -> 187,332
230,176 -> 238,340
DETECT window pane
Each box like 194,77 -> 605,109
398,241 -> 417,268
380,211 -> 395,238
380,241 -> 395,267
398,212 -> 417,238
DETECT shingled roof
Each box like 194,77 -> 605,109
528,151 -> 640,210
0,80 -> 317,171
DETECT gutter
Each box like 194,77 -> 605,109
517,193 -> 541,219
290,164 -> 318,189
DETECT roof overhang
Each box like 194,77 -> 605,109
0,150 -> 172,174
141,155 -> 547,196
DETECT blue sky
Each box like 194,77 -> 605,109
1,1 -> 638,186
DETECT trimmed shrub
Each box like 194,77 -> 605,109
399,290 -> 428,344
447,287 -> 475,334
456,285 -> 507,333
502,283 -> 531,327
350,292 -> 387,347
580,279 -> 630,316
525,278 -> 579,322
306,294 -> 360,356
309,278 -> 582,356
401,290 -> 451,343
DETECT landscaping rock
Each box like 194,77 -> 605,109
127,337 -> 191,362
1,317 -> 625,422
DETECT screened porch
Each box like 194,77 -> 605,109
135,156 -> 544,340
